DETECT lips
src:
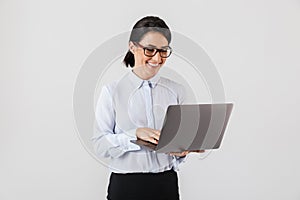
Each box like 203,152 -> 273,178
146,62 -> 160,68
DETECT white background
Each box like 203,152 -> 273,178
1,0 -> 300,199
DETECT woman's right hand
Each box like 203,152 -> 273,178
136,128 -> 160,144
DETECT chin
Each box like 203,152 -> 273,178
146,65 -> 160,75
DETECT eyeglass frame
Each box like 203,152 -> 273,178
133,42 -> 173,58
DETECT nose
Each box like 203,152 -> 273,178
151,51 -> 162,63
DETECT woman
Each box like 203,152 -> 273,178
92,16 -> 204,200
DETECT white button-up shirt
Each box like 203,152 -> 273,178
92,70 -> 187,173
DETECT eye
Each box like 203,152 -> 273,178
145,48 -> 155,53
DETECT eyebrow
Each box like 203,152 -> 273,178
146,44 -> 170,48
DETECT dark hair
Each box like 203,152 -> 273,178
123,16 -> 171,67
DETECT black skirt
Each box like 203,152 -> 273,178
107,169 -> 180,200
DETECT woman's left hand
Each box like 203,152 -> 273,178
169,150 -> 205,157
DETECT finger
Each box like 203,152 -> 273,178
169,151 -> 187,157
153,134 -> 160,141
147,128 -> 160,135
190,150 -> 205,153
149,137 -> 158,144
178,152 -> 187,157
154,130 -> 161,136
148,130 -> 160,141
150,129 -> 160,137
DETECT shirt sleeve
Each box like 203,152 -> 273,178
175,155 -> 187,161
177,83 -> 187,104
91,85 -> 141,159
171,154 -> 189,171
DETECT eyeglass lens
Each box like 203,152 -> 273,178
144,47 -> 171,58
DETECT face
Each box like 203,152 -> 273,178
129,31 -> 169,80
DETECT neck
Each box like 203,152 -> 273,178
132,68 -> 154,80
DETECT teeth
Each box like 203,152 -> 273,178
147,63 -> 159,67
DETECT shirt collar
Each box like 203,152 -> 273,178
128,70 -> 160,89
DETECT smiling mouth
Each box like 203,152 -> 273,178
146,62 -> 160,68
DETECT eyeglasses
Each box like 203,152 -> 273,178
134,42 -> 172,58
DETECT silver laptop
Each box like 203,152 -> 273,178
131,103 -> 233,153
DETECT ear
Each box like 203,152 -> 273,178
129,41 -> 135,54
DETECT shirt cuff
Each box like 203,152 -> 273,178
175,154 -> 188,163
124,128 -> 141,151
